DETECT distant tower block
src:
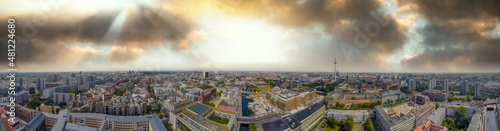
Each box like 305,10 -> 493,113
333,58 -> 337,82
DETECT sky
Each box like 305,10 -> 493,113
1,0 -> 500,73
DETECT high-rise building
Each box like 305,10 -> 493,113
76,75 -> 87,85
54,93 -> 75,104
50,74 -> 60,82
19,78 -> 23,89
462,81 -> 469,94
427,80 -> 432,90
203,71 -> 209,78
407,79 -> 416,91
474,83 -> 480,98
442,79 -> 449,91
427,79 -> 436,90
28,87 -> 36,94
36,78 -> 46,91
64,76 -> 73,85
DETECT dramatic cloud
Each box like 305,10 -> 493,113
106,46 -> 146,63
0,0 -> 198,70
397,0 -> 500,72
1,0 -> 497,72
170,0 -> 407,71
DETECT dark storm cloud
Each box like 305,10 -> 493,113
0,3 -> 196,69
397,0 -> 500,71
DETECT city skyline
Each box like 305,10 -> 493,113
1,0 -> 500,73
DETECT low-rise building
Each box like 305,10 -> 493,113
427,107 -> 446,125
14,91 -> 29,104
25,110 -> 167,131
381,91 -> 407,103
170,102 -> 237,131
468,109 -> 483,131
413,120 -> 447,131
421,90 -> 450,102
325,109 -> 369,122
261,102 -> 325,131
375,101 -> 435,131
265,87 -> 318,113
42,88 -> 55,99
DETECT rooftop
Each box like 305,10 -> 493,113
327,109 -> 369,114
26,110 -> 167,131
427,107 -> 446,124
262,102 -> 324,131
292,102 -> 324,122
467,111 -> 482,131
172,102 -> 236,131
187,103 -> 210,115
261,119 -> 290,131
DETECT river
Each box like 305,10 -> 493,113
487,111 -> 498,131
241,94 -> 253,117
240,94 -> 254,131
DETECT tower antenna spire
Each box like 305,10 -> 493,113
334,58 -> 337,83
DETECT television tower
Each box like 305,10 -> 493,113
333,58 -> 337,83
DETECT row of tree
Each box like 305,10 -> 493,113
325,116 -> 354,131
399,83 -> 429,94
303,81 -> 340,92
248,122 -> 257,131
212,115 -> 229,125
365,118 -> 374,131
326,101 -> 381,110
441,106 -> 471,130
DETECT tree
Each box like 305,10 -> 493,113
448,96 -> 455,102
450,106 -> 471,129
204,85 -> 213,89
26,96 -> 42,109
365,118 -> 374,131
58,102 -> 66,108
69,89 -> 76,94
436,103 -> 440,109
346,116 -> 354,130
389,85 -> 399,90
493,93 -> 499,99
212,115 -> 229,125
249,122 -> 257,131
44,100 -> 50,105
157,113 -> 163,118
116,91 -> 123,96
339,123 -> 350,131
400,86 -> 411,94
247,107 -> 255,116
52,106 -> 55,113
203,102 -> 215,107
327,117 -> 338,128
335,102 -> 345,108
163,121 -> 172,131
364,103 -> 371,108
180,124 -> 191,131
323,101 -> 328,106
56,108 -> 61,114
351,97 -> 356,100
